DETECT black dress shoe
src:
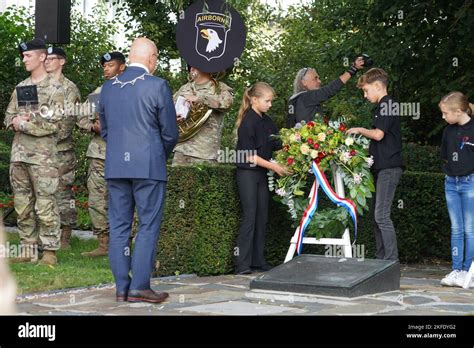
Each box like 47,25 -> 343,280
235,269 -> 252,275
251,264 -> 273,273
116,292 -> 128,302
127,289 -> 169,303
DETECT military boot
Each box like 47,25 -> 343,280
38,250 -> 57,265
81,234 -> 109,257
60,225 -> 72,249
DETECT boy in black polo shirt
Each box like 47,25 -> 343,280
346,68 -> 404,260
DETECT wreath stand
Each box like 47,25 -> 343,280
284,163 -> 353,263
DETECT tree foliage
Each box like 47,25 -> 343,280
121,0 -> 473,145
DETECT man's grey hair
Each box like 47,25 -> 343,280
293,67 -> 314,94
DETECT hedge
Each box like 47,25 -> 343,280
155,166 -> 450,276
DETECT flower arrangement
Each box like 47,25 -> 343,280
268,117 -> 375,239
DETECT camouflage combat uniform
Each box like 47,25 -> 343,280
55,74 -> 81,228
4,74 -> 63,251
77,86 -> 108,237
172,80 -> 233,165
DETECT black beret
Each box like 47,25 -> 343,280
100,51 -> 126,66
47,46 -> 66,59
18,38 -> 47,56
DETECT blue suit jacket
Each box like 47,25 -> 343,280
99,66 -> 179,181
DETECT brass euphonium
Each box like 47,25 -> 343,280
177,101 -> 213,143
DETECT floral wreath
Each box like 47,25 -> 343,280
268,116 -> 375,240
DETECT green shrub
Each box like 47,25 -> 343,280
403,143 -> 443,173
0,130 -> 13,192
154,166 -> 450,276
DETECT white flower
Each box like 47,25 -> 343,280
300,143 -> 310,155
365,156 -> 374,167
289,134 -> 297,143
339,151 -> 351,164
353,173 -> 362,184
345,137 -> 354,146
276,188 -> 286,197
295,122 -> 303,129
310,150 -> 318,159
317,132 -> 326,142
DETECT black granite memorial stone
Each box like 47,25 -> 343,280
250,255 -> 400,298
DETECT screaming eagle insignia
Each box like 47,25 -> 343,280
195,12 -> 232,61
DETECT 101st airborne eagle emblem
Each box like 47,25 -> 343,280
195,12 -> 232,61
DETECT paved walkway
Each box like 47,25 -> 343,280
15,264 -> 474,316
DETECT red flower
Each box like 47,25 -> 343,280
313,143 -> 319,150
350,150 -> 357,156
323,116 -> 329,124
0,203 -> 4,209
339,123 -> 346,132
287,157 -> 294,165
307,121 -> 315,127
307,138 -> 313,145
71,186 -> 78,193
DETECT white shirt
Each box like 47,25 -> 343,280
129,63 -> 149,73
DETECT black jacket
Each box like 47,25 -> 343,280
287,78 -> 344,127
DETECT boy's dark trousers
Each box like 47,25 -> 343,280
372,167 -> 403,260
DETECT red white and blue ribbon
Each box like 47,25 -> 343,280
296,161 -> 358,255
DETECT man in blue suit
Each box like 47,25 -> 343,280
99,37 -> 178,303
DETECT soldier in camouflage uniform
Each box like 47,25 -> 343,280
44,47 -> 81,249
172,66 -> 233,165
77,52 -> 126,257
4,39 -> 64,265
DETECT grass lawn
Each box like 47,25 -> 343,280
7,233 -> 114,295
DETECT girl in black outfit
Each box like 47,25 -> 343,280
234,82 -> 290,274
439,92 -> 474,288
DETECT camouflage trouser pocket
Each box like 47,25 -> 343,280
87,158 -> 108,233
9,162 -> 32,196
30,165 -> 59,197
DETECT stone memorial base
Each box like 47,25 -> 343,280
250,254 -> 400,298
